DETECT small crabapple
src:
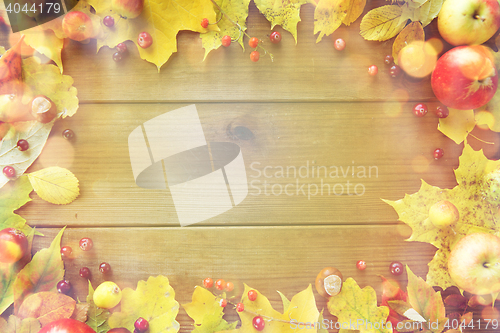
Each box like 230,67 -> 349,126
334,38 -> 345,51
368,65 -> 378,76
137,32 -> 152,48
270,31 -> 281,43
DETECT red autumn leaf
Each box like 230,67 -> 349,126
0,36 -> 24,95
18,291 -> 76,326
380,276 -> 408,332
13,228 -> 65,313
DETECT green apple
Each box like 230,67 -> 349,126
448,233 -> 500,295
429,200 -> 459,228
438,0 -> 500,46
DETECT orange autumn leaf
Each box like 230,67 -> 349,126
18,292 -> 76,326
13,228 -> 65,313
0,36 -> 23,95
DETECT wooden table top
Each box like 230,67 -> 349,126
2,0 -> 500,332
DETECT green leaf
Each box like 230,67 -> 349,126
13,227 -> 65,313
360,5 -> 406,41
108,276 -> 180,333
328,278 -> 391,333
85,281 -> 110,333
0,176 -> 36,235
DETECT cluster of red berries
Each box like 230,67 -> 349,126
203,277 -> 234,291
410,102 -> 449,160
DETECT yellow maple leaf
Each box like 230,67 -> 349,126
383,143 -> 500,289
314,0 -> 350,43
89,0 -> 217,71
182,286 -> 223,325
343,0 -> 366,26
360,5 -> 406,41
437,109 -> 475,144
392,21 -> 424,65
27,167 -> 79,205
201,0 -> 250,59
238,284 -> 319,332
328,278 -> 391,333
254,0 -> 309,43
108,276 -> 179,333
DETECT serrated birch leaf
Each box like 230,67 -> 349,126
18,292 -> 76,326
27,167 -> 79,205
328,278 -> 391,333
342,0 -> 366,26
108,276 -> 180,333
360,5 -> 406,41
13,228 -> 65,313
85,281 -> 110,333
314,0 -> 350,43
438,109 -> 475,144
254,0 -> 308,43
201,0 -> 250,59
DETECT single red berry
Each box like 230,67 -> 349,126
390,261 -> 404,276
368,65 -> 378,76
384,55 -> 394,65
3,166 -> 15,178
334,38 -> 345,51
99,262 -> 111,274
201,18 -> 209,29
62,129 -> 75,140
134,317 -> 149,333
79,267 -> 91,279
79,237 -> 93,251
103,15 -> 115,27
219,298 -> 227,307
252,316 -> 265,331
60,246 -> 73,259
203,277 -> 213,288
433,148 -> 444,160
249,37 -> 259,48
270,31 -> 281,44
250,50 -> 260,62
435,105 -> 449,118
236,302 -> 244,312
225,281 -> 234,292
112,52 -> 122,62
137,32 -> 153,48
116,42 -> 128,53
248,289 -> 257,301
221,35 -> 232,47
215,279 -> 225,291
17,139 -> 29,151
413,103 -> 428,117
389,64 -> 402,78
57,280 -> 72,294
356,260 -> 367,270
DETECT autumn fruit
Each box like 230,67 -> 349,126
389,262 -> 404,276
221,35 -> 232,47
138,32 -> 153,48
17,139 -> 29,151
248,289 -> 258,301
3,165 -> 16,178
270,31 -> 281,44
429,200 -> 459,228
99,261 -> 112,273
356,260 -> 367,270
79,237 -> 93,251
334,38 -> 345,51
93,281 -> 122,308
112,0 -> 144,19
433,148 -> 444,160
103,15 -> 115,27
482,167 -> 500,206
431,45 -> 498,110
250,51 -> 260,62
38,318 -> 96,333
412,103 -> 428,117
315,267 -> 343,298
134,317 -> 149,332
252,316 -> 265,331
0,94 -> 34,123
62,11 -> 94,42
368,65 -> 378,76
448,233 -> 500,295
215,278 -> 225,290
0,228 -> 28,263
249,37 -> 259,48
31,95 -> 57,123
57,279 -> 72,294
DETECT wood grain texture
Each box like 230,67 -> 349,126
34,226 -> 436,332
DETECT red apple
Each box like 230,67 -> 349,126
448,233 -> 500,295
62,11 -> 94,42
438,0 -> 500,46
38,319 -> 96,333
0,228 -> 28,263
431,45 -> 498,110
112,0 -> 144,19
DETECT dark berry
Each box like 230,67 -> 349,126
270,31 -> 282,44
60,246 -> 73,259
57,280 -> 72,294
103,16 -> 115,27
79,237 -> 93,251
389,65 -> 402,78
390,261 -> 404,276
79,267 -> 91,279
3,166 -> 15,178
17,139 -> 29,151
99,262 -> 111,274
433,148 -> 444,160
113,52 -> 122,62
62,129 -> 75,140
116,42 -> 127,53
134,317 -> 149,333
252,316 -> 265,331
248,289 -> 257,301
435,105 -> 449,118
384,55 -> 394,65
413,103 -> 428,117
